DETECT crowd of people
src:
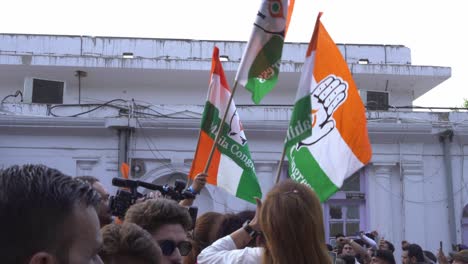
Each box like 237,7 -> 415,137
1,164 -> 467,264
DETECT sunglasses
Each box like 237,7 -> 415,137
158,240 -> 192,256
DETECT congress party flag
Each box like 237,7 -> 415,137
285,13 -> 372,202
189,47 -> 262,203
236,0 -> 295,104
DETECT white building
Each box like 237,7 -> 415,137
0,34 -> 464,257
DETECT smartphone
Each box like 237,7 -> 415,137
440,241 -> 443,250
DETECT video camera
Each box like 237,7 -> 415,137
109,177 -> 198,225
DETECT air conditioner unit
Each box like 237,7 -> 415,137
131,159 -> 147,178
23,77 -> 65,104
366,91 -> 389,110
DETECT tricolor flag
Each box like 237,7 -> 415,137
236,0 -> 295,104
285,13 -> 372,202
189,47 -> 262,203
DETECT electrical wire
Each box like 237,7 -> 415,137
48,99 -> 128,117
1,90 -> 23,104
366,166 -> 468,204
134,116 -> 180,173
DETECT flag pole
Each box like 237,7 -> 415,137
274,143 -> 287,184
203,81 -> 239,173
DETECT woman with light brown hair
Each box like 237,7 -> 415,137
183,212 -> 225,264
197,179 -> 331,264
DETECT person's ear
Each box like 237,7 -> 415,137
29,252 -> 58,264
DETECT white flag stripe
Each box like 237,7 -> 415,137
236,34 -> 270,84
304,128 -> 365,187
296,53 -> 317,101
208,75 -> 235,121
217,154 -> 243,194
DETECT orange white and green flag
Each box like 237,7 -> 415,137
236,0 -> 295,104
285,13 -> 372,202
189,47 -> 262,203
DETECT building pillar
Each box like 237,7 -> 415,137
402,160 -> 425,244
372,163 -> 395,242
255,162 -> 276,197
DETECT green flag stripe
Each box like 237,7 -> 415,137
236,170 -> 262,203
200,102 -> 221,137
200,101 -> 262,202
287,145 -> 339,202
285,95 -> 312,149
201,102 -> 256,172
245,35 -> 284,104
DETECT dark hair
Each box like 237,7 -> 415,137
403,244 -> 425,262
373,250 -> 396,264
385,240 -> 395,253
0,164 -> 100,264
326,244 -> 333,251
124,198 -> 192,234
423,250 -> 437,263
365,232 -> 376,240
354,238 -> 365,247
100,223 -> 162,264
336,233 -> 345,239
217,210 -> 255,238
75,175 -> 100,185
340,255 -> 356,264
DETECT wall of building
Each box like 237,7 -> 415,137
0,35 -> 460,259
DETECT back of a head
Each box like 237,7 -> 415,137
373,250 -> 396,264
423,250 -> 436,263
340,255 -> 356,264
124,198 -> 192,234
217,210 -> 255,238
259,179 -> 331,264
0,164 -> 100,264
405,244 -> 425,262
184,212 -> 224,264
385,241 -> 395,253
100,223 -> 162,264
75,175 -> 99,185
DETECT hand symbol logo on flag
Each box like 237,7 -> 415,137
298,75 -> 348,148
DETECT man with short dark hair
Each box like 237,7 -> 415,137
371,250 -> 396,264
402,244 -> 425,264
125,199 -> 193,264
379,239 -> 395,253
76,175 -> 113,227
0,164 -> 103,264
100,222 -> 162,264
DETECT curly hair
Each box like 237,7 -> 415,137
124,199 -> 192,234
100,223 -> 161,264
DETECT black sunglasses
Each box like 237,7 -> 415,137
158,240 -> 192,256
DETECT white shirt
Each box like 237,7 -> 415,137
197,235 -> 263,264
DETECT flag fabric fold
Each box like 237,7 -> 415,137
189,47 -> 262,203
285,13 -> 372,202
236,0 -> 295,104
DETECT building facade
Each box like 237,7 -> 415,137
0,34 -> 464,256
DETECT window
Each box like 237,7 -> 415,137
366,91 -> 388,110
328,204 -> 360,237
324,170 -> 366,244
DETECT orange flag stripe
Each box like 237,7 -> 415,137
312,14 -> 371,164
188,131 -> 220,185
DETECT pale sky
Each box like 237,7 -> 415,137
1,0 -> 465,108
